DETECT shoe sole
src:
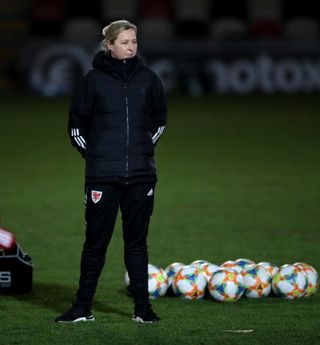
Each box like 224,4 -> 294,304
132,316 -> 159,324
56,316 -> 95,323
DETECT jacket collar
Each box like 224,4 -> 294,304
92,51 -> 142,81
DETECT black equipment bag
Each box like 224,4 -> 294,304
0,243 -> 33,293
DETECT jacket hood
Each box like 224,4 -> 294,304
92,51 -> 142,80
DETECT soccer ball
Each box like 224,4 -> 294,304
242,265 -> 272,298
190,259 -> 209,267
172,265 -> 207,300
148,264 -> 168,298
235,258 -> 256,269
124,263 -> 168,299
293,262 -> 319,297
164,262 -> 185,288
201,263 -> 221,281
256,262 -> 279,278
220,260 -> 243,274
190,260 -> 219,281
272,264 -> 308,299
208,268 -> 245,302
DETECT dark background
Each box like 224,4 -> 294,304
1,0 -> 320,96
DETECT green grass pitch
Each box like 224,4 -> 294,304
0,94 -> 319,345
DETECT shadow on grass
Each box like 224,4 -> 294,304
13,281 -> 131,318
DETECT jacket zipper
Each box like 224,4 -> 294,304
124,80 -> 129,179
123,59 -> 138,181
125,84 -> 130,177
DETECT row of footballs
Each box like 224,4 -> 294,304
124,258 -> 319,302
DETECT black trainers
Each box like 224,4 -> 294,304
55,305 -> 95,323
132,307 -> 160,324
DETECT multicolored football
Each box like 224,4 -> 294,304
242,265 -> 272,298
164,262 -> 185,288
272,264 -> 308,299
235,258 -> 256,270
201,263 -> 221,281
220,260 -> 243,274
190,260 -> 220,281
172,265 -> 207,300
256,262 -> 279,278
124,263 -> 168,299
208,268 -> 245,302
293,262 -> 318,297
190,259 -> 209,268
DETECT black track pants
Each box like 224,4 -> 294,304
75,182 -> 155,309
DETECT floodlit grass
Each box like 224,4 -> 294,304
0,94 -> 319,345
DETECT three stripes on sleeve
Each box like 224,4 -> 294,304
71,128 -> 86,149
152,126 -> 165,144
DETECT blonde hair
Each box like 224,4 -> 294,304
102,20 -> 137,51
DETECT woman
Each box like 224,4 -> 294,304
55,20 -> 167,324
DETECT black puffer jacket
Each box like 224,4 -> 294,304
68,51 -> 167,183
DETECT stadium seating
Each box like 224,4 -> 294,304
63,17 -> 101,47
282,0 -> 320,41
248,0 -> 282,39
101,0 -> 138,21
26,0 -> 320,43
284,17 -> 320,41
211,0 -> 248,20
173,0 -> 211,38
139,18 -> 174,43
138,0 -> 174,43
64,0 -> 101,19
210,17 -> 248,41
138,0 -> 172,19
31,0 -> 64,35
173,0 -> 211,21
248,0 -> 282,20
282,0 -> 320,19
209,0 -> 248,41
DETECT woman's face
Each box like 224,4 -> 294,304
107,29 -> 137,60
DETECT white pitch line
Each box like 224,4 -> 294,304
222,329 -> 254,333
